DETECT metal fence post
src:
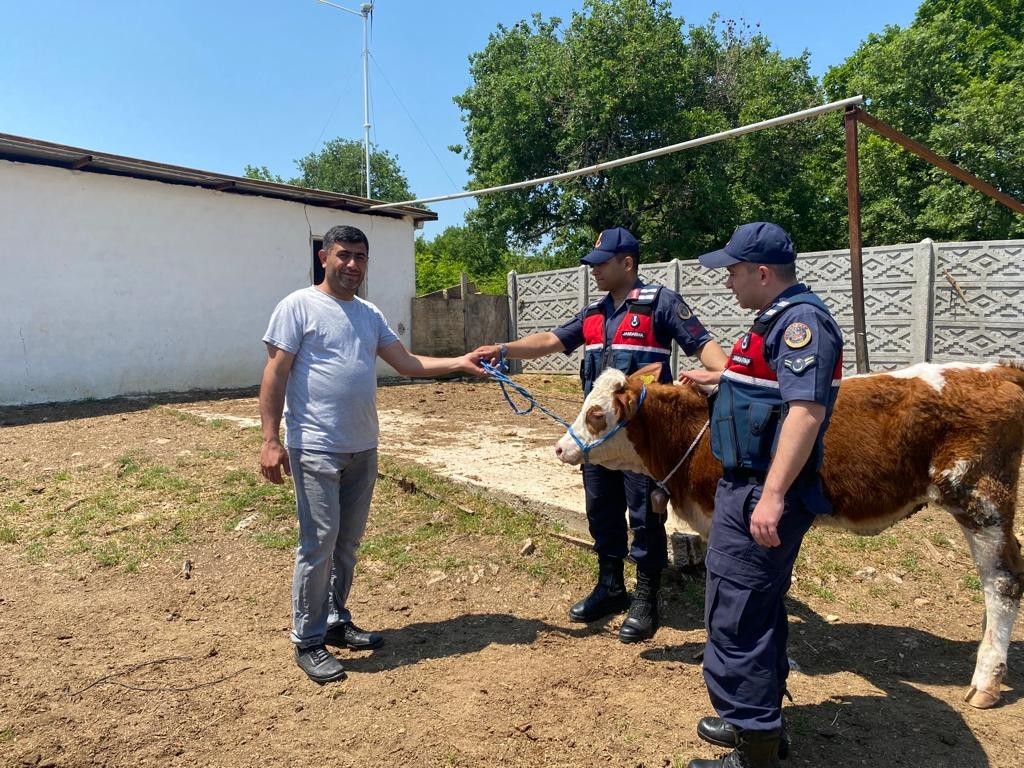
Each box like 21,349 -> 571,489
506,270 -> 521,374
671,259 -> 681,375
578,265 -> 590,311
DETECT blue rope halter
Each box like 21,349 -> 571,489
479,359 -> 646,462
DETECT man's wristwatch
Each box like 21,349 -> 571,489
498,343 -> 509,359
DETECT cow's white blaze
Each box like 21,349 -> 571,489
555,369 -> 646,473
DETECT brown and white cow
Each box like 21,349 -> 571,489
554,361 -> 1024,709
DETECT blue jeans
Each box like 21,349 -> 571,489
288,447 -> 377,648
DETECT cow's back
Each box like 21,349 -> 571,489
818,362 -> 1024,533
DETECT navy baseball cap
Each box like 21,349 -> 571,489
698,222 -> 796,268
581,227 -> 639,265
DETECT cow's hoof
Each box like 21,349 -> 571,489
964,685 -> 1001,709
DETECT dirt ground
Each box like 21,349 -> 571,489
1,376 -> 1023,768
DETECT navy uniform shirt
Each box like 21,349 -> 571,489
761,283 -> 844,408
551,279 -> 713,357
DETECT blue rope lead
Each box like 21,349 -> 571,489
479,360 -> 572,428
479,359 -> 646,461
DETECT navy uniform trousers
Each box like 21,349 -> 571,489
583,463 -> 667,572
702,476 -> 816,732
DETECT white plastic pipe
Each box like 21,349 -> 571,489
369,95 -> 865,210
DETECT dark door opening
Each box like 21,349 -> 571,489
312,238 -> 324,285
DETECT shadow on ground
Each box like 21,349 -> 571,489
644,594 -> 1022,768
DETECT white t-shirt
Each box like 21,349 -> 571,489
263,286 -> 399,453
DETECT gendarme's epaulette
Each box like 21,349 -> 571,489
751,298 -> 793,335
583,298 -> 603,316
628,284 -> 662,305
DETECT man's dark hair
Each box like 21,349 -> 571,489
323,224 -> 369,255
769,261 -> 797,282
615,251 -> 638,274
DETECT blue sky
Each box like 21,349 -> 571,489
1,0 -> 920,239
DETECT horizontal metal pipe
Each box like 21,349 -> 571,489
368,95 -> 866,211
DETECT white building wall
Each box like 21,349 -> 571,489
0,159 -> 417,405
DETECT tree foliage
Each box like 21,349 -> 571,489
244,137 -> 415,202
451,0 -> 1022,270
822,0 -> 1023,242
454,0 -> 830,265
414,225 -> 519,295
251,0 -> 1024,293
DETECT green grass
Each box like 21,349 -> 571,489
135,465 -> 191,492
899,552 -> 920,573
4,410 -> 595,585
116,452 -> 142,477
364,455 -> 593,583
253,530 -> 298,550
24,541 -> 47,563
819,558 -> 855,579
218,469 -> 295,530
198,448 -> 236,460
669,574 -> 706,612
868,583 -> 892,599
4,500 -> 26,516
962,574 -> 982,591
835,532 -> 899,552
803,582 -> 837,602
159,408 -> 207,427
8,445 -> 219,568
359,532 -> 415,570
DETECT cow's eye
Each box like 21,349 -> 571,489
585,406 -> 607,435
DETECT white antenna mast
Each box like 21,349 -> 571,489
317,0 -> 374,199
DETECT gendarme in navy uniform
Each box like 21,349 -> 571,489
472,227 -> 727,643
685,223 -> 843,768
553,227 -> 724,640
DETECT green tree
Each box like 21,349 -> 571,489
454,0 -> 829,265
244,137 -> 416,202
414,224 -> 516,295
823,0 -> 1024,243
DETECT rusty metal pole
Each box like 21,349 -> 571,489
845,106 -> 870,373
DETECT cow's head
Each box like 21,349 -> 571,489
554,364 -> 657,473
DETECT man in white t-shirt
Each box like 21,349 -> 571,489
260,224 -> 483,684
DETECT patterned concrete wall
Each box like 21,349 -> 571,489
932,241 -> 1024,362
508,239 -> 1024,375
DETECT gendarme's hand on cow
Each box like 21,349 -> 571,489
678,368 -> 722,386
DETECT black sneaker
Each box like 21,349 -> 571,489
294,644 -> 347,684
324,621 -> 385,650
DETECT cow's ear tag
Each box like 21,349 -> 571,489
640,374 -> 655,385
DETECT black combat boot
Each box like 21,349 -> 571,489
696,718 -> 789,760
618,567 -> 661,643
697,687 -> 791,758
687,728 -> 782,768
568,556 -> 629,622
